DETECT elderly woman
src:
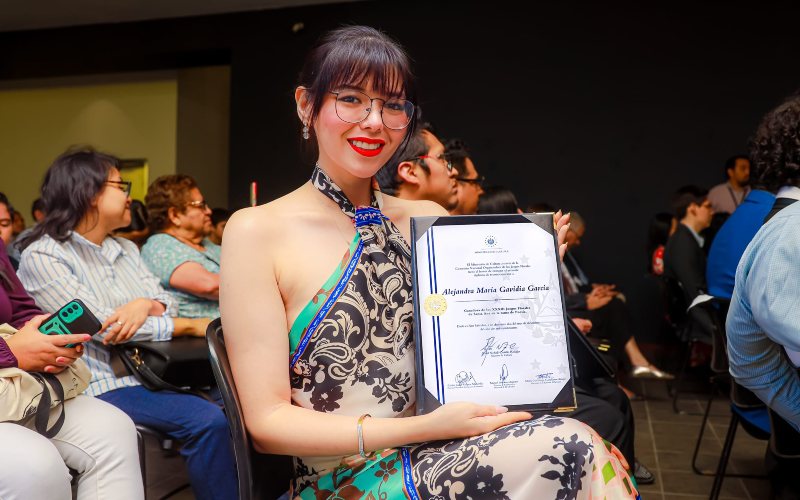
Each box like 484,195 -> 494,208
141,175 -> 220,319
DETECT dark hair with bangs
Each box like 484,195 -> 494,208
297,25 -> 418,153
17,146 -> 119,250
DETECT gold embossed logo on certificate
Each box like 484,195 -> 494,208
423,293 -> 447,316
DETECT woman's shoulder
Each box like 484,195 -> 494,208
226,183 -> 329,238
139,233 -> 176,254
380,193 -> 449,219
20,232 -> 65,256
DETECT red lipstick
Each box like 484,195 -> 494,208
348,137 -> 386,158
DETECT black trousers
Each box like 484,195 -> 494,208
535,377 -> 636,466
570,297 -> 633,364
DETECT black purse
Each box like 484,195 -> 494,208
111,337 -> 215,394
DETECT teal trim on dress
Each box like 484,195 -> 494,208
288,233 -> 362,358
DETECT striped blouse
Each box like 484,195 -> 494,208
18,232 -> 174,396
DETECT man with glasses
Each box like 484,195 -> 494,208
444,139 -> 485,215
376,120 -> 459,211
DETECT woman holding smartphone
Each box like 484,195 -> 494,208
0,239 -> 143,500
220,26 -> 637,499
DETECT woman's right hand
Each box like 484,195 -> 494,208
5,315 -> 91,373
422,402 -> 532,441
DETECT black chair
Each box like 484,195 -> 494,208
206,318 -> 293,500
662,276 -> 713,413
708,381 -> 771,499
136,424 -> 192,500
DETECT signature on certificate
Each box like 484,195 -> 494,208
500,364 -> 509,382
455,371 -> 478,386
479,337 -> 519,365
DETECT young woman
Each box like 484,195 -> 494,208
220,26 -> 637,499
16,149 -> 236,500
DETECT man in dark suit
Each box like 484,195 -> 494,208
663,185 -> 714,304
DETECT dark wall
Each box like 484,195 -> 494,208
3,1 -> 800,293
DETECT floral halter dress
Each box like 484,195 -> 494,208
287,166 -> 639,500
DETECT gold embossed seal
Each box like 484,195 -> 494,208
423,294 -> 447,316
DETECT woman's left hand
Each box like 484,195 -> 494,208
553,210 -> 571,260
101,298 -> 153,344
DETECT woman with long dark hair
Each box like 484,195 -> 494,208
220,26 -> 637,499
17,148 -> 237,500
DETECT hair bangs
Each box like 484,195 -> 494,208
324,46 -> 411,99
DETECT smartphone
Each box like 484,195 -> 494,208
39,299 -> 102,347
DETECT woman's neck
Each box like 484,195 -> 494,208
318,162 -> 373,208
74,216 -> 109,245
164,227 -> 205,248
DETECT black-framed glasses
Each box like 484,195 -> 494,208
329,90 -> 414,130
106,180 -> 132,196
406,153 -> 453,172
456,175 -> 485,186
186,199 -> 209,211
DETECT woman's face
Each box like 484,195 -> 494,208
300,79 -> 409,180
0,203 -> 13,245
175,187 -> 212,238
96,167 -> 131,231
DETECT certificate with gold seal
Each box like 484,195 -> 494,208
410,214 -> 576,414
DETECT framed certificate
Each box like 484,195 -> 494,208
410,214 -> 576,415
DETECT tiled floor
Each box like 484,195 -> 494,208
142,378 -> 773,499
631,378 -> 772,500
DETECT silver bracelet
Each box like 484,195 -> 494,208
357,413 -> 371,458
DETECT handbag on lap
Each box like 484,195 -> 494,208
0,323 -> 91,437
110,336 -> 215,395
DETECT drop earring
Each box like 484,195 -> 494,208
302,123 -> 310,140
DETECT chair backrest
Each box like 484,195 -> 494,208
768,408 -> 800,459
206,318 -> 293,500
698,298 -> 730,375
662,275 -> 689,338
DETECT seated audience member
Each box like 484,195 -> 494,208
707,155 -> 751,215
8,198 -> 46,266
16,148 -> 237,500
477,185 -> 523,214
563,212 -> 672,381
663,185 -> 713,304
527,201 -> 557,213
208,207 -> 231,246
646,212 -> 677,276
706,189 -> 775,300
375,116 -> 460,211
728,95 -> 800,498
0,239 -> 143,500
0,193 -> 13,247
11,210 -> 24,238
113,199 -> 150,248
444,139 -> 485,215
141,175 -> 220,319
31,197 -> 46,223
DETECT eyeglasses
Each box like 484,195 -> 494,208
456,175 -> 485,186
186,200 -> 209,211
0,218 -> 11,228
106,180 -> 132,196
406,153 -> 453,172
329,90 -> 414,130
